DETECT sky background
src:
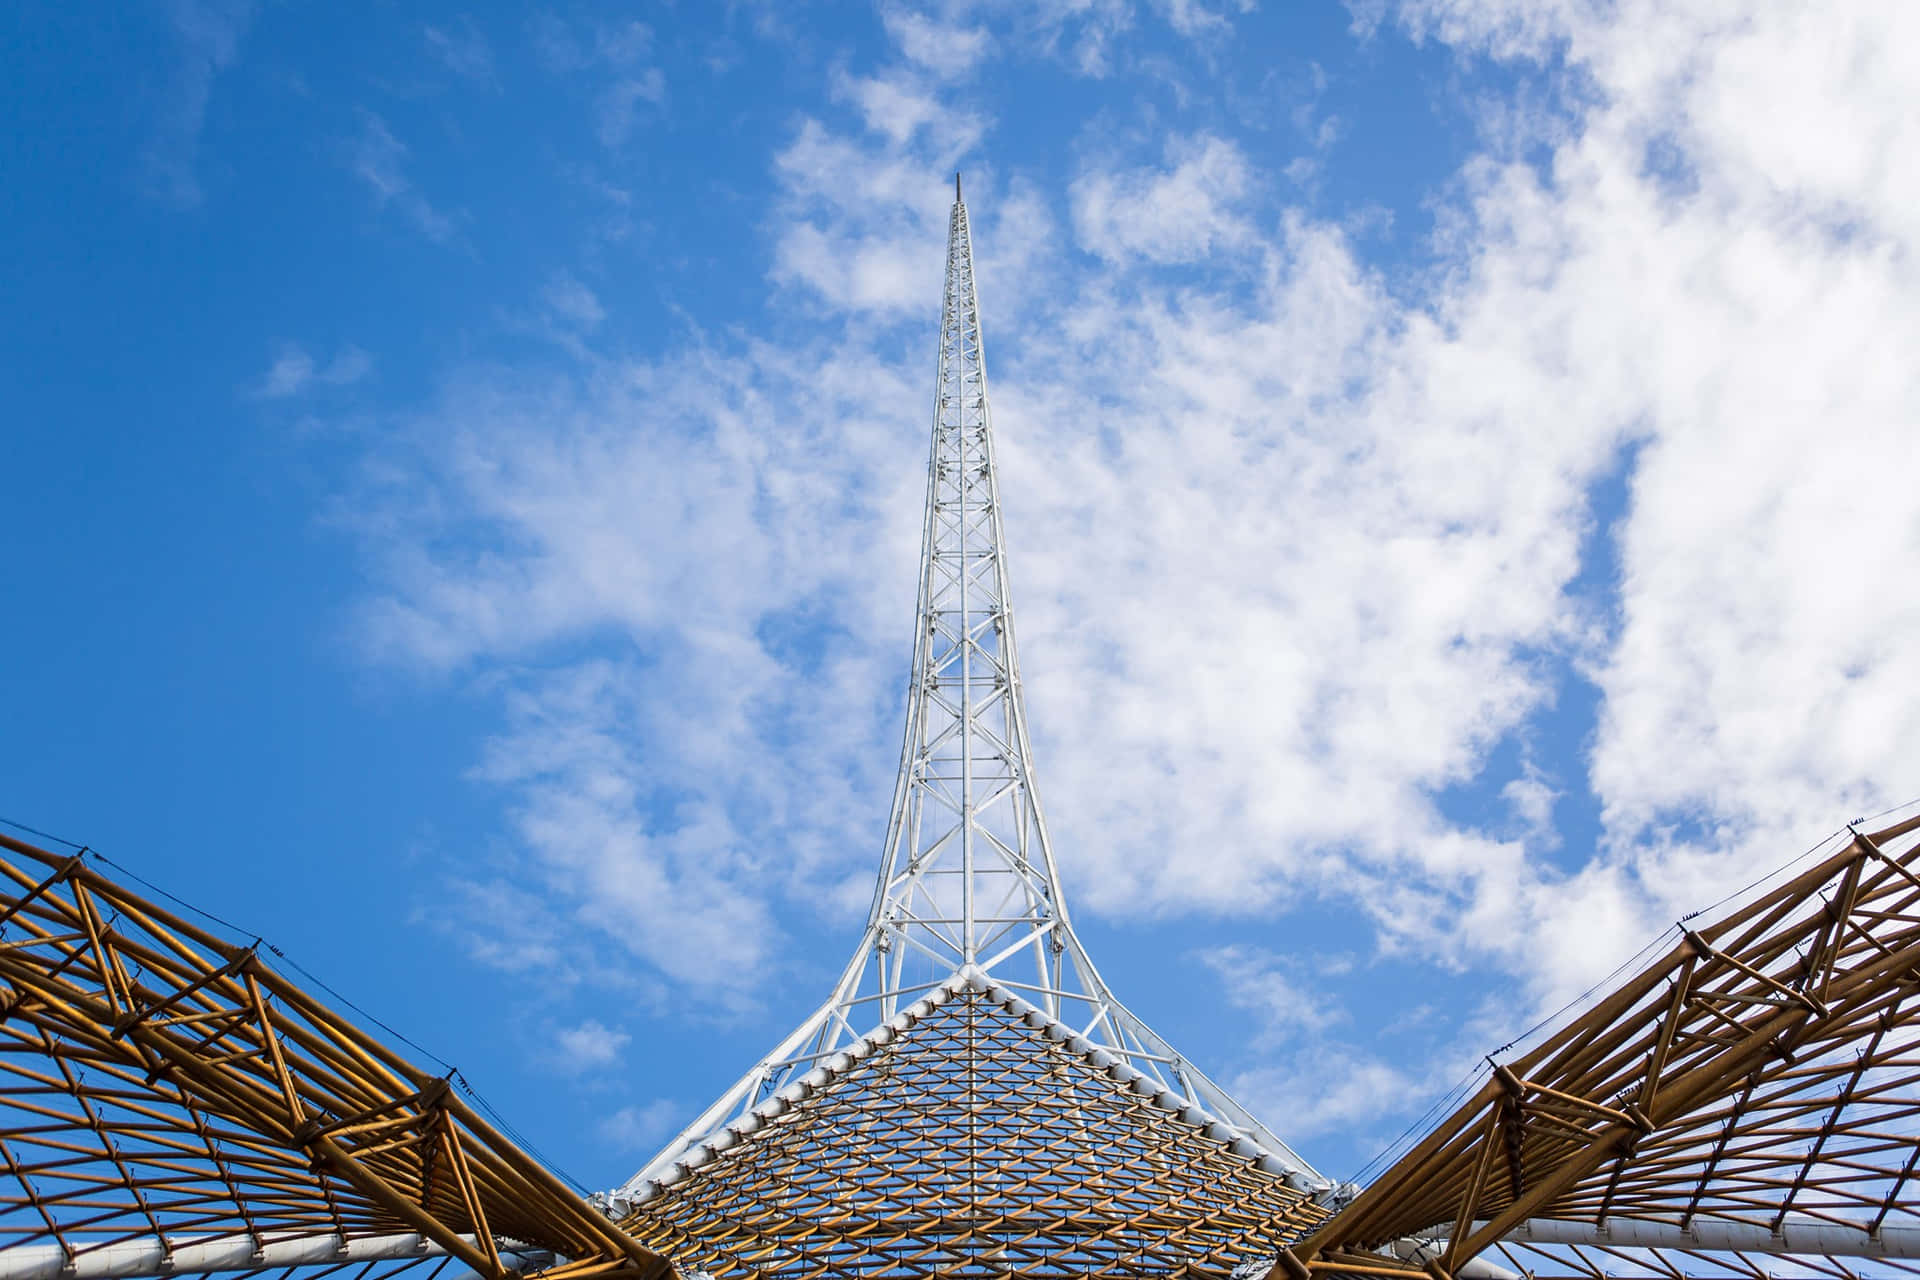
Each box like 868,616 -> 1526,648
4,0 -> 1919,1191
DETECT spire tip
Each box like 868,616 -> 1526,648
955,171 -> 962,203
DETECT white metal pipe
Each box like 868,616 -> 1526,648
1387,1236 -> 1519,1280
1492,1216 -> 1920,1260
0,1234 -> 547,1280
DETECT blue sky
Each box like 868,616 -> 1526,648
5,0 -> 1919,1191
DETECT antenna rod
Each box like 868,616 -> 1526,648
955,171 -> 962,202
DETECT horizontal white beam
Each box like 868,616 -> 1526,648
1494,1216 -> 1920,1260
0,1233 -> 551,1280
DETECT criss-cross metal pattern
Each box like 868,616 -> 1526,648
1290,809 -> 1920,1279
616,178 -> 1323,1203
0,830 -> 668,1280
617,971 -> 1330,1280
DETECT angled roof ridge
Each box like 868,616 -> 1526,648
613,965 -> 1311,1215
959,967 -> 1314,1185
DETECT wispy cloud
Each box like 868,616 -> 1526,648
600,1099 -> 681,1152
140,0 -> 254,208
542,273 -> 606,331
346,112 -> 457,244
596,71 -> 667,148
333,1 -> 1920,1067
531,14 -> 668,147
1071,133 -> 1255,263
423,17 -> 495,85
1225,1045 -> 1421,1146
1199,945 -> 1490,1161
1153,0 -> 1255,40
879,7 -> 992,80
1198,945 -> 1344,1045
552,1019 -> 631,1072
253,342 -> 371,398
345,345 -> 920,1005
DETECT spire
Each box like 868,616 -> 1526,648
868,171 -> 1053,991
612,183 -> 1326,1203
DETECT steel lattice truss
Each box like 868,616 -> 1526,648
0,831 -> 667,1280
1290,811 -> 1920,1279
618,971 -> 1329,1280
617,173 -> 1321,1209
4,178 -> 1920,1280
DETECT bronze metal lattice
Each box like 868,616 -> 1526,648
1295,811 -> 1920,1278
0,831 -> 669,1280
620,978 -> 1330,1279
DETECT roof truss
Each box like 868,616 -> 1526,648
0,831 -> 667,1280
617,968 -> 1330,1280
1293,811 -> 1920,1279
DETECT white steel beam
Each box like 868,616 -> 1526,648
1491,1215 -> 1920,1260
0,1235 -> 551,1280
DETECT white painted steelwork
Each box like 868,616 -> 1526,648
614,178 -> 1327,1201
0,1235 -> 550,1280
1392,1215 -> 1920,1273
610,967 -> 1312,1213
1492,1215 -> 1920,1260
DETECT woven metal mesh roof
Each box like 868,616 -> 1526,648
620,980 -> 1328,1279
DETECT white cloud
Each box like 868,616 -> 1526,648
326,345 -> 374,386
347,113 -> 456,244
424,18 -> 494,84
769,106 -> 986,313
1199,946 -> 1343,1044
529,13 -> 666,147
553,1018 -> 631,1072
532,15 -> 653,72
339,1 -> 1920,1054
140,0 -> 253,208
835,70 -> 946,149
597,71 -> 667,148
260,346 -> 315,399
881,7 -> 992,79
543,273 -> 606,331
945,0 -> 1254,77
1225,1046 -> 1420,1144
593,20 -> 655,67
254,342 -> 371,398
601,1098 -> 681,1152
1501,770 -> 1558,843
1152,0 -> 1252,39
344,338 -> 929,1002
998,0 -> 1136,77
1071,134 -> 1255,263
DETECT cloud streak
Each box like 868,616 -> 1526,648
254,343 -> 371,398
347,113 -> 457,244
140,0 -> 254,208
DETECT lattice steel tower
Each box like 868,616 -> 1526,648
599,178 -> 1334,1276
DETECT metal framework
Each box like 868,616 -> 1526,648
0,830 -> 667,1280
1290,810 -> 1920,1278
4,177 -> 1920,1280
614,175 -> 1324,1216
617,968 -> 1329,1279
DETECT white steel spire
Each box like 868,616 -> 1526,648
611,179 -> 1327,1205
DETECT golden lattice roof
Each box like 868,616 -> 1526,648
619,972 -> 1329,1279
0,831 -> 669,1280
